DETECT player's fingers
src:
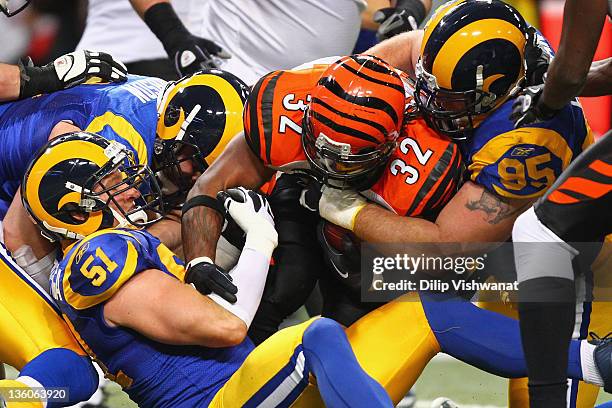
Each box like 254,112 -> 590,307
108,58 -> 128,75
208,279 -> 238,303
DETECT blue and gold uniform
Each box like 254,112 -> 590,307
0,75 -> 165,217
0,76 -> 165,407
52,228 -> 254,407
465,98 -> 603,408
52,227 -> 398,408
463,98 -> 593,200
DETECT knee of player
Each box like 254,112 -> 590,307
20,348 -> 99,403
302,317 -> 346,350
511,207 -> 539,242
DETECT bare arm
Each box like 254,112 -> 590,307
580,57 -> 612,97
367,30 -> 423,77
539,0 -> 608,110
147,211 -> 183,258
182,133 -> 275,262
129,0 -> 169,18
354,181 -> 533,244
104,269 -> 247,347
0,64 -> 21,102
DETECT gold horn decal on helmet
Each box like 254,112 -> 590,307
156,107 -> 186,141
86,111 -> 149,165
482,73 -> 505,93
57,191 -> 81,210
421,0 -> 466,55
432,19 -> 526,89
25,140 -> 108,238
199,74 -> 245,165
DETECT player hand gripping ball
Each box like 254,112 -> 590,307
218,187 -> 278,259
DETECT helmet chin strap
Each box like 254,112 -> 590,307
110,207 -> 148,229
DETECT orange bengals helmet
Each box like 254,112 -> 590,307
302,55 -> 406,190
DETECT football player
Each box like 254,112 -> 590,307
24,132 -> 394,408
22,132 -> 612,408
510,1 -> 611,405
180,54 -> 464,327
513,132 -> 612,407
0,72 -> 162,408
351,0 -> 609,406
0,69 -> 244,407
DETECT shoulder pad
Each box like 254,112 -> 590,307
369,122 -> 463,217
62,229 -> 149,310
468,127 -> 573,199
244,69 -> 320,167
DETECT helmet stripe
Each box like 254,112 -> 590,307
421,1 -> 527,73
339,63 -> 405,95
312,97 -> 389,140
421,0 -> 465,55
310,110 -> 380,144
348,55 -> 397,74
431,19 -> 526,89
320,77 -> 400,125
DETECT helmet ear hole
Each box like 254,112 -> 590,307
60,202 -> 88,223
165,106 -> 181,125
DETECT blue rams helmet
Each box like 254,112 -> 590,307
22,132 -> 165,241
414,0 -> 528,140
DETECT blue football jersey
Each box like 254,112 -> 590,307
461,99 -> 593,199
51,228 -> 254,408
0,75 -> 165,218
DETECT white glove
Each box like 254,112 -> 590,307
218,187 -> 278,258
53,50 -> 128,88
319,186 -> 368,231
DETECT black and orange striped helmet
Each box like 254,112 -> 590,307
414,0 -> 528,140
302,55 -> 406,190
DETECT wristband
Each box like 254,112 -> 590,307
18,60 -> 61,98
536,99 -> 560,120
186,256 -> 214,270
181,195 -> 224,217
143,2 -> 190,53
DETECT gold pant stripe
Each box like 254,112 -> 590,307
0,246 -> 84,369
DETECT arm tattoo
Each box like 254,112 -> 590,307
465,189 -> 531,225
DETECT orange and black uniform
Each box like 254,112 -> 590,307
535,133 -> 612,244
244,59 -> 463,336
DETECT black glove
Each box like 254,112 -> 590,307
524,26 -> 552,86
144,2 -> 230,76
510,84 -> 560,128
373,0 -> 427,41
19,51 -> 128,98
298,177 -> 323,213
185,258 -> 238,303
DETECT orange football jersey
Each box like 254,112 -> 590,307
244,63 -> 463,219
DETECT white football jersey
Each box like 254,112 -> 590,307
195,0 -> 366,85
76,0 -> 192,64
77,0 -> 365,83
